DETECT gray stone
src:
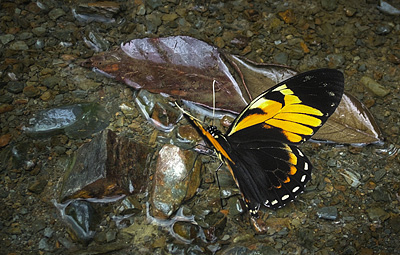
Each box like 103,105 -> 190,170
49,8 -> 66,20
0,34 -> 15,45
317,206 -> 338,220
9,41 -> 29,50
32,27 -> 47,36
321,0 -> 338,11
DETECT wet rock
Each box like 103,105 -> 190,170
0,34 -> 15,45
377,1 -> 400,15
326,54 -> 345,68
0,134 -> 12,148
172,221 -> 199,241
59,129 -> 152,202
23,103 -> 109,139
38,238 -> 52,251
274,52 -> 288,65
317,206 -> 338,220
63,200 -> 100,244
136,90 -> 181,132
23,85 -> 40,98
321,0 -> 338,11
48,8 -> 66,20
366,207 -> 390,221
32,27 -> 46,37
375,23 -> 392,35
151,144 -> 202,218
28,177 -> 48,194
42,76 -> 59,89
6,81 -> 24,93
360,76 -> 390,97
9,41 -> 28,50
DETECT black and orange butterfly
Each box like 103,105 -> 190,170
179,69 -> 344,217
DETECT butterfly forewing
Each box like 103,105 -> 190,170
227,69 -> 344,145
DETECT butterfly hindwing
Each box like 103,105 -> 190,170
224,141 -> 312,214
227,69 -> 344,145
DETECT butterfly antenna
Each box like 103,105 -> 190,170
175,102 -> 204,124
212,79 -> 216,126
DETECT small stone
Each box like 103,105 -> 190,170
0,34 -> 15,45
32,27 -> 46,36
326,54 -> 345,68
360,76 -> 390,97
39,238 -> 52,251
23,85 -> 40,97
321,0 -> 338,11
162,13 -> 178,22
366,207 -> 390,221
42,76 -> 59,88
0,134 -> 12,148
274,52 -> 289,65
28,178 -> 48,194
317,206 -> 338,220
278,9 -> 296,24
49,8 -> 66,20
9,40 -> 29,50
40,91 -> 52,101
44,227 -> 54,238
6,81 -> 25,93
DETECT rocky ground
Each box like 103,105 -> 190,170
1,0 -> 400,254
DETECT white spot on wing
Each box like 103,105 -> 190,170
301,175 -> 307,183
297,149 -> 304,157
292,186 -> 300,193
304,162 -> 309,171
282,194 -> 290,200
271,200 -> 278,205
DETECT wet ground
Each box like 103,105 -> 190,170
1,0 -> 400,254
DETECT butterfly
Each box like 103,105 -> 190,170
179,69 -> 344,217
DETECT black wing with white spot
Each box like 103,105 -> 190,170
224,141 -> 312,215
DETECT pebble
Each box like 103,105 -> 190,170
360,76 -> 390,97
321,0 -> 338,11
48,8 -> 66,20
317,206 -> 338,220
0,34 -> 15,45
9,41 -> 29,50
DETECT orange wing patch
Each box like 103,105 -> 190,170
189,117 -> 234,163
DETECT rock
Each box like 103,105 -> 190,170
0,134 -> 12,148
23,85 -> 40,98
274,52 -> 289,65
360,76 -> 390,97
63,200 -> 99,244
23,103 -> 109,139
366,207 -> 390,221
321,0 -> 337,11
150,144 -> 202,218
32,27 -> 46,36
48,8 -> 66,20
59,129 -> 152,202
9,41 -> 28,50
6,81 -> 25,93
317,206 -> 338,220
42,76 -> 59,88
28,177 -> 48,194
0,34 -> 15,45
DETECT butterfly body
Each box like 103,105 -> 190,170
183,69 -> 344,217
